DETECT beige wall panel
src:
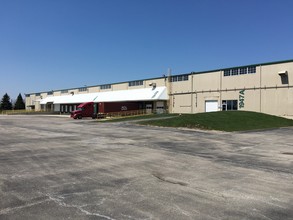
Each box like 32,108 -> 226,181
128,85 -> 145,90
54,91 -> 61,96
288,88 -> 293,116
88,87 -> 100,93
195,92 -> 220,113
239,89 -> 261,112
29,94 -> 41,111
99,88 -> 112,92
221,90 -> 241,100
39,93 -> 47,99
35,102 -> 41,111
222,68 -> 260,90
112,83 -> 128,91
145,78 -> 167,87
171,80 -> 192,93
69,89 -> 78,95
193,71 -> 221,91
261,87 -> 293,116
261,62 -> 293,87
25,97 -> 32,109
172,94 -> 192,113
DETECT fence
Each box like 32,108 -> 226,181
0,109 -> 49,115
104,109 -> 168,118
1,108 -> 167,117
105,109 -> 148,118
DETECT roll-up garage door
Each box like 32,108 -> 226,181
205,100 -> 218,112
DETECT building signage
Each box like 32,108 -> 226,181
239,90 -> 245,109
121,106 -> 127,111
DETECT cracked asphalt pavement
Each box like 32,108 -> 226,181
0,115 -> 292,220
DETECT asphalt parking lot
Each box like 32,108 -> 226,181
0,115 -> 292,220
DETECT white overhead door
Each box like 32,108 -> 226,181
205,100 -> 218,112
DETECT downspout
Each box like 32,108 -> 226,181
220,70 -> 222,111
259,65 -> 262,113
167,68 -> 172,113
93,96 -> 98,102
191,72 -> 194,113
93,96 -> 99,114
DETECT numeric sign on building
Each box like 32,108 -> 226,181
239,90 -> 245,109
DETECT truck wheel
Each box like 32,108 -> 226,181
78,115 -> 82,119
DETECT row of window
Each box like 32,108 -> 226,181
31,68 -> 253,97
100,84 -> 111,90
224,66 -> 256,76
78,87 -> 87,92
129,80 -> 143,87
36,81 -> 142,97
170,75 -> 189,82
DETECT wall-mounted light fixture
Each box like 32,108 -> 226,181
278,70 -> 288,76
278,71 -> 289,85
149,82 -> 157,90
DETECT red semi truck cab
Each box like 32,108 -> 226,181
70,102 -> 98,119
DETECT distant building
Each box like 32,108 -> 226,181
25,59 -> 293,117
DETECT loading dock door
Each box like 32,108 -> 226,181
205,100 -> 218,112
146,104 -> 152,114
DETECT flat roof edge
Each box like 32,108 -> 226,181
26,59 -> 293,95
190,59 -> 293,76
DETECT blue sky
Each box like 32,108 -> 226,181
1,0 -> 293,99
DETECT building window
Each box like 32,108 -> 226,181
170,74 -> 189,82
129,80 -> 143,87
231,69 -> 239,76
61,90 -> 68,94
100,84 -> 111,90
78,87 -> 88,92
222,100 -> 238,111
224,69 -> 231,76
247,66 -> 256,74
25,94 -> 30,97
47,91 -> 53,95
35,93 -> 41,96
223,66 -> 256,77
239,67 -> 247,75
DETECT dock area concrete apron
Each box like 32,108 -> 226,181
0,115 -> 292,220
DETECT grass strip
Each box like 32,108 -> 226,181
98,113 -> 178,123
137,111 -> 293,132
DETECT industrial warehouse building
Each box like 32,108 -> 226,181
25,59 -> 293,117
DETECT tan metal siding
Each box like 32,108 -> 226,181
193,71 -> 221,91
172,94 -> 192,113
221,69 -> 261,90
112,83 -> 128,91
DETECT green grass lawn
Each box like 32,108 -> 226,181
138,111 -> 293,132
98,113 -> 178,123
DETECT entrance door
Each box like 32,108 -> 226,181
205,100 -> 218,112
146,104 -> 152,114
156,101 -> 165,114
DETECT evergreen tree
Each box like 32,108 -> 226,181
14,93 -> 25,110
0,93 -> 13,110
